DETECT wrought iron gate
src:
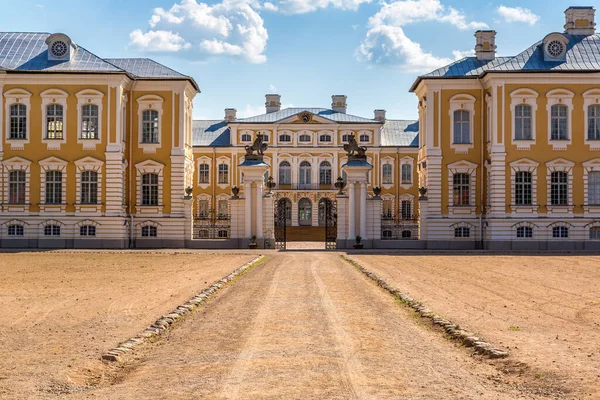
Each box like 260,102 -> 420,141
323,198 -> 337,249
274,198 -> 287,249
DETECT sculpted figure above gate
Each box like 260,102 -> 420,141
343,133 -> 367,160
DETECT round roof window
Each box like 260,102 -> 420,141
50,41 -> 68,58
547,40 -> 565,58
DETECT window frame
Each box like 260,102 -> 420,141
76,89 -> 104,150
516,226 -> 533,238
583,89 -> 600,150
552,226 -> 569,238
8,170 -> 26,205
546,89 -> 573,150
279,161 -> 291,185
44,224 -> 61,237
79,225 -> 97,237
136,95 -> 163,154
319,161 -> 332,185
218,163 -> 229,185
382,164 -> 393,185
141,225 -> 158,237
141,109 -> 160,144
135,160 -> 165,214
40,89 -> 68,150
81,170 -> 99,205
452,173 -> 471,206
510,89 -> 538,150
448,94 -> 475,154
514,171 -> 532,206
4,89 -> 32,150
141,173 -> 159,206
7,224 -> 24,237
44,170 -> 63,205
454,227 -> 471,238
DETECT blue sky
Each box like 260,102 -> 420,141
0,0 -> 583,120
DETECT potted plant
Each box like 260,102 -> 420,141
353,235 -> 363,249
248,235 -> 258,249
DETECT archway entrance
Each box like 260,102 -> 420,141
274,198 -> 291,249
298,198 -> 312,226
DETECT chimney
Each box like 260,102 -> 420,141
564,6 -> 595,35
224,108 -> 237,121
474,30 -> 496,61
374,109 -> 386,122
331,95 -> 347,113
265,94 -> 281,113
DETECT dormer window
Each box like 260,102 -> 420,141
547,40 -> 564,58
542,33 -> 568,62
45,33 -> 74,61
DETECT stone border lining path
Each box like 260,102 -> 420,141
341,255 -> 509,359
102,255 -> 266,362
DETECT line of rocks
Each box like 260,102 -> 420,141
341,255 -> 508,359
101,255 -> 265,362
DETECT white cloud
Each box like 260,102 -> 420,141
266,0 -> 372,14
268,83 -> 277,92
497,5 -> 539,25
130,0 -> 268,64
357,0 -> 488,72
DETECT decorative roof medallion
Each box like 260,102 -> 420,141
299,112 -> 312,123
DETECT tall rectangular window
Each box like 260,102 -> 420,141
588,105 -> 600,140
515,104 -> 532,140
401,200 -> 412,220
198,163 -> 209,184
401,164 -> 412,184
515,171 -> 532,205
10,104 -> 27,139
218,199 -> 228,217
453,110 -> 470,144
551,105 -> 568,140
81,104 -> 99,139
81,171 -> 98,204
453,173 -> 470,206
550,171 -> 568,206
589,171 -> 600,205
142,110 -> 159,143
279,161 -> 291,185
218,164 -> 229,184
45,171 -> 62,204
198,199 -> 209,218
46,104 -> 64,139
319,161 -> 332,185
141,173 -> 159,206
382,164 -> 393,184
9,170 -> 26,204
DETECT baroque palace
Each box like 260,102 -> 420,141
1,5 -> 600,250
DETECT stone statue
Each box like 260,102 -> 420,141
343,133 -> 367,159
244,134 -> 268,161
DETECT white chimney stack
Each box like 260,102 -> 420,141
474,30 -> 496,61
564,6 -> 595,35
331,95 -> 347,113
374,109 -> 386,122
265,94 -> 281,113
224,108 -> 237,121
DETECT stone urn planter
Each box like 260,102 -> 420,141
248,235 -> 258,249
353,235 -> 364,249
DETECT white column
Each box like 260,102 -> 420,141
347,182 -> 355,240
256,181 -> 263,238
245,182 -> 252,238
360,182 -> 367,239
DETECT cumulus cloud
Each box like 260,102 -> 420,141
497,5 -> 539,25
266,0 -> 372,14
129,0 -> 268,64
356,0 -> 488,72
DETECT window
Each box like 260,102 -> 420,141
319,134 -> 331,142
550,171 -> 568,205
45,171 -> 62,204
44,225 -> 60,236
382,229 -> 393,239
590,227 -> 600,239
46,104 -> 64,139
341,134 -> 349,142
401,200 -> 412,220
218,229 -> 228,238
401,230 -> 412,239
279,161 -> 291,185
81,171 -> 98,204
517,226 -> 533,238
218,199 -> 228,217
454,227 -> 471,238
241,133 -> 252,142
9,170 -> 26,204
198,163 -> 209,184
401,164 -> 412,184
382,199 -> 393,218
80,225 -> 96,236
359,134 -> 369,142
142,110 -> 159,143
9,104 -> 27,139
299,134 -> 311,142
198,199 -> 209,218
319,161 -> 331,185
453,110 -> 470,144
588,105 -> 600,140
8,225 -> 24,236
279,134 -> 291,142
551,105 -> 568,140
552,226 -> 569,238
258,133 -> 268,142
452,173 -> 470,206
81,104 -> 99,139
589,171 -> 600,205
141,173 -> 159,206
515,105 -> 532,140
218,163 -> 228,184
382,164 -> 393,184
515,171 -> 532,205
299,161 -> 311,188
141,226 -> 157,237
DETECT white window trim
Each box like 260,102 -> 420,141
447,160 -> 478,215
216,193 -> 230,216
257,130 -> 271,145
137,220 -> 161,238
357,130 -> 372,144
196,193 -> 211,217
3,156 -> 31,212
583,89 -> 600,150
585,221 -> 600,240
510,88 -> 538,150
3,219 -> 28,238
400,156 -> 414,189
278,130 -> 293,145
582,157 -> 600,216
135,160 -> 165,215
450,221 -> 475,240
77,219 -> 100,237
448,94 -> 475,154
76,89 -> 104,150
196,156 -> 212,189
4,88 -> 32,150
40,89 -> 68,150
40,219 -> 64,237
340,130 -> 354,143
137,94 -> 164,154
317,130 -> 334,144
509,158 -> 539,216
39,156 -> 68,214
381,194 -> 395,218
296,130 -> 314,145
216,157 -> 230,189
381,157 -> 394,189
545,158 -> 575,216
547,221 -> 572,240
512,221 -> 538,240
240,130 -> 253,144
546,89 -> 574,150
399,193 -> 415,219
74,156 -> 104,215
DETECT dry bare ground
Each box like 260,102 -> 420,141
0,251 -> 255,399
67,253 -> 559,399
349,253 -> 600,399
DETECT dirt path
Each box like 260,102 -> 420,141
73,253 -> 558,399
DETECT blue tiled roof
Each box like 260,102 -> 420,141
193,120 -> 231,146
236,108 -> 380,124
104,58 -> 187,78
381,120 -> 419,147
418,56 -> 513,79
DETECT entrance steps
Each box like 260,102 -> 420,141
285,226 -> 325,242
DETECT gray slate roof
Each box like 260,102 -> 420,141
236,108 -> 380,124
105,58 -> 187,78
381,120 -> 419,147
193,120 -> 231,147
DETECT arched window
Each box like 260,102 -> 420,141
141,173 -> 159,205
45,171 -> 62,204
299,161 -> 311,188
81,171 -> 98,204
9,170 -> 26,204
46,104 -> 64,139
141,226 -> 157,237
515,104 -> 532,140
516,226 -> 533,238
454,227 -> 470,238
319,134 -> 331,142
198,163 -> 209,184
515,171 -> 532,205
453,173 -> 470,206
341,134 -> 349,142
401,230 -> 412,239
9,104 -> 27,139
589,105 -> 600,140
453,110 -> 470,144
551,104 -> 568,140
218,163 -> 229,184
382,164 -> 393,184
279,161 -> 291,185
279,134 -> 291,142
401,164 -> 412,184
552,226 -> 569,238
80,225 -> 96,236
359,133 -> 369,142
298,198 -> 312,226
7,224 -> 24,236
299,134 -> 311,142
382,229 -> 393,239
241,133 -> 252,142
258,133 -> 269,142
550,171 -> 568,205
319,161 -> 331,185
142,110 -> 159,143
81,104 -> 99,139
44,225 -> 61,236
590,226 -> 600,239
